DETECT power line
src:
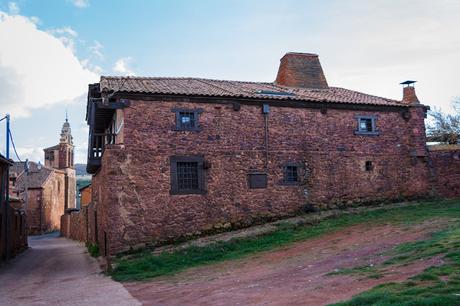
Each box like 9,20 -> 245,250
0,116 -> 7,122
8,129 -> 22,162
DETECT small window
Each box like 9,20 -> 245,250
179,112 -> 196,129
170,156 -> 206,194
177,162 -> 199,190
360,118 -> 373,132
172,108 -> 203,131
281,163 -> 302,185
365,161 -> 374,171
355,115 -> 379,135
285,166 -> 299,183
248,172 -> 267,189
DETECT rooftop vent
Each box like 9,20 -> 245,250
255,90 -> 295,97
275,52 -> 329,89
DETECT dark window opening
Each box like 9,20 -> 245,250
248,172 -> 267,189
172,108 -> 203,131
360,118 -> 373,132
281,163 -> 302,185
355,115 -> 379,135
45,151 -> 55,161
170,156 -> 206,194
179,112 -> 196,129
285,166 -> 299,183
177,162 -> 199,190
365,161 -> 374,171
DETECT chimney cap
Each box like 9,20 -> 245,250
280,52 -> 319,60
400,80 -> 417,86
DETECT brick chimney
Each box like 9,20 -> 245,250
275,52 -> 328,89
400,80 -> 420,104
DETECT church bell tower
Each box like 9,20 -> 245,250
58,114 -> 74,169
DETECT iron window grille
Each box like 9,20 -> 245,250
172,108 -> 203,131
177,162 -> 199,190
170,156 -> 206,194
285,166 -> 299,182
281,163 -> 302,185
354,115 -> 379,135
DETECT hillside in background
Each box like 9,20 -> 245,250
75,163 -> 89,176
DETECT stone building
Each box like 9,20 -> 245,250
85,52 -> 452,256
11,118 -> 76,234
79,184 -> 92,207
0,154 -> 27,261
44,117 -> 76,210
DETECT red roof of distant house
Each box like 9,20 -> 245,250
99,76 -> 405,107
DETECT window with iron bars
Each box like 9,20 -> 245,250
281,163 -> 302,185
172,108 -> 203,131
355,115 -> 379,135
170,156 -> 206,194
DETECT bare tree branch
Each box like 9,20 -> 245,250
426,98 -> 460,144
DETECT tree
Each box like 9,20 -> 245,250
426,98 -> 460,144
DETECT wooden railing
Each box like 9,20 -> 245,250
88,133 -> 116,160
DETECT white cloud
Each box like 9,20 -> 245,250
0,12 -> 98,118
113,57 -> 135,75
89,40 -> 104,59
69,0 -> 89,8
48,26 -> 78,52
15,146 -> 44,163
29,16 -> 40,25
74,143 -> 88,163
8,2 -> 19,15
49,26 -> 78,37
304,1 -> 460,113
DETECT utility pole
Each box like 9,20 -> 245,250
6,114 -> 10,160
5,114 -> 10,259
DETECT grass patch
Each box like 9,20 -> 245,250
327,265 -> 383,279
86,243 -> 100,257
331,217 -> 460,305
111,199 -> 460,282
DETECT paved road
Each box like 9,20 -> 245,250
0,233 -> 140,306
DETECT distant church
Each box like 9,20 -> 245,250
10,117 -> 76,234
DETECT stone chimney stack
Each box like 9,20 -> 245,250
400,80 -> 420,104
275,52 -> 328,89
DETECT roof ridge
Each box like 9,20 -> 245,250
330,86 -> 401,103
100,75 -> 273,85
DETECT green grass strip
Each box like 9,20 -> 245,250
111,199 -> 460,282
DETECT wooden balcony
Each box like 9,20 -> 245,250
86,133 -> 115,174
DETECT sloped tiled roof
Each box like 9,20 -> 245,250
99,76 -> 404,107
13,162 -> 53,189
44,144 -> 60,151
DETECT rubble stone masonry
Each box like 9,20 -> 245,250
91,98 -> 442,255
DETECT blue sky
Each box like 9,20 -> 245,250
0,0 -> 459,163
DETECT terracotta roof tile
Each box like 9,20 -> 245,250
13,162 -> 53,189
99,76 -> 404,107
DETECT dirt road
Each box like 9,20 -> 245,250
0,233 -> 140,306
124,220 -> 446,306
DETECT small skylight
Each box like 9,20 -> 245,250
255,90 -> 295,97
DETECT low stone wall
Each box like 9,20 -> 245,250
430,147 -> 460,198
61,205 -> 94,242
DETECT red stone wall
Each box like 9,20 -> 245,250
92,99 -> 434,255
26,188 -> 44,234
60,205 -> 92,242
27,171 -> 66,234
430,148 -> 460,198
